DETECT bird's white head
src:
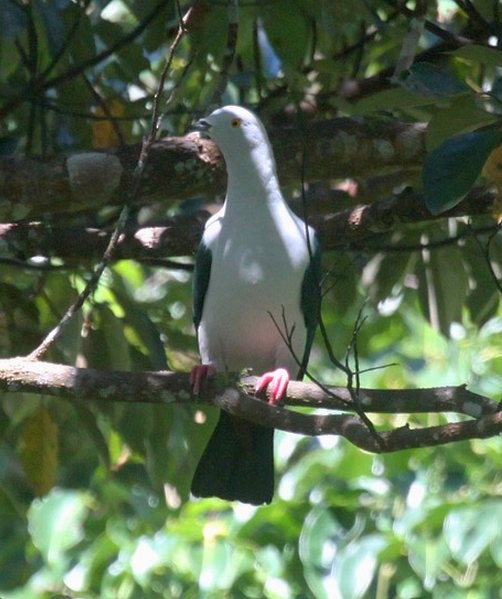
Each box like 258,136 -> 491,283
194,105 -> 272,159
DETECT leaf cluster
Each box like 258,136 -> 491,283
0,0 -> 502,597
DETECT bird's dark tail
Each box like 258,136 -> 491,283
191,410 -> 274,505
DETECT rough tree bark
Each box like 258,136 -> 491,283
0,357 -> 500,453
0,187 -> 495,264
0,117 -> 426,221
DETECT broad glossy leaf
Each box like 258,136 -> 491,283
111,277 -> 168,370
96,303 -> 132,371
127,0 -> 176,52
299,506 -> 343,568
199,538 -> 250,592
352,87 -> 434,115
323,253 -> 360,317
0,283 -> 40,355
129,534 -> 173,585
422,126 -> 502,214
64,2 -> 96,64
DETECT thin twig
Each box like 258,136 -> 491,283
344,304 -> 385,448
82,74 -> 126,147
454,0 -> 495,34
26,5 -> 193,361
391,4 -> 426,80
267,309 -> 363,411
252,19 -> 264,99
359,223 -> 502,254
210,0 -> 239,106
38,0 -> 90,82
24,2 -> 39,155
0,1 -> 170,120
0,257 -> 68,272
299,136 -> 351,378
467,222 -> 502,295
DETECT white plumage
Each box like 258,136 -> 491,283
197,177 -> 312,376
190,105 -> 320,504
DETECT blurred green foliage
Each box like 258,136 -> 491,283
1,0 -> 501,597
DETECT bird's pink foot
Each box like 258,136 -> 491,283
255,368 -> 290,404
190,363 -> 216,395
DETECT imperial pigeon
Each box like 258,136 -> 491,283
190,105 -> 321,505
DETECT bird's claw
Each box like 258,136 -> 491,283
190,363 -> 216,395
255,368 -> 290,404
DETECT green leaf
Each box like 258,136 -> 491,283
34,0 -> 68,57
362,249 -> 414,303
417,243 -> 469,336
451,44 -> 502,67
422,126 -> 502,214
262,2 -> 310,69
95,303 -> 132,371
426,94 -> 497,151
299,506 -> 343,569
408,536 -> 451,590
399,62 -> 469,98
28,489 -> 90,568
111,276 -> 168,370
21,406 -> 58,496
300,506 -> 344,599
199,538 -> 250,592
64,3 -> 96,64
334,535 -> 386,599
0,1 -> 27,40
352,86 -> 435,115
443,502 -> 502,565
465,237 -> 501,326
0,136 -> 18,155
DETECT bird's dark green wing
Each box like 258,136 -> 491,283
190,237 -> 274,505
298,232 -> 322,378
192,240 -> 212,329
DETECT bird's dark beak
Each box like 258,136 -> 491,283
192,119 -> 212,138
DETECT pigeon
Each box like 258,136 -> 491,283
190,105 -> 320,504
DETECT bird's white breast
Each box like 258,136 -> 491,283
198,202 -> 311,375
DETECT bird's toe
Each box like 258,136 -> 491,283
190,363 -> 216,395
255,368 -> 290,404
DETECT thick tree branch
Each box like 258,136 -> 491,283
0,358 -> 500,453
0,187 -> 495,265
0,118 -> 426,221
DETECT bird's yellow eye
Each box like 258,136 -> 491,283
231,118 -> 242,128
